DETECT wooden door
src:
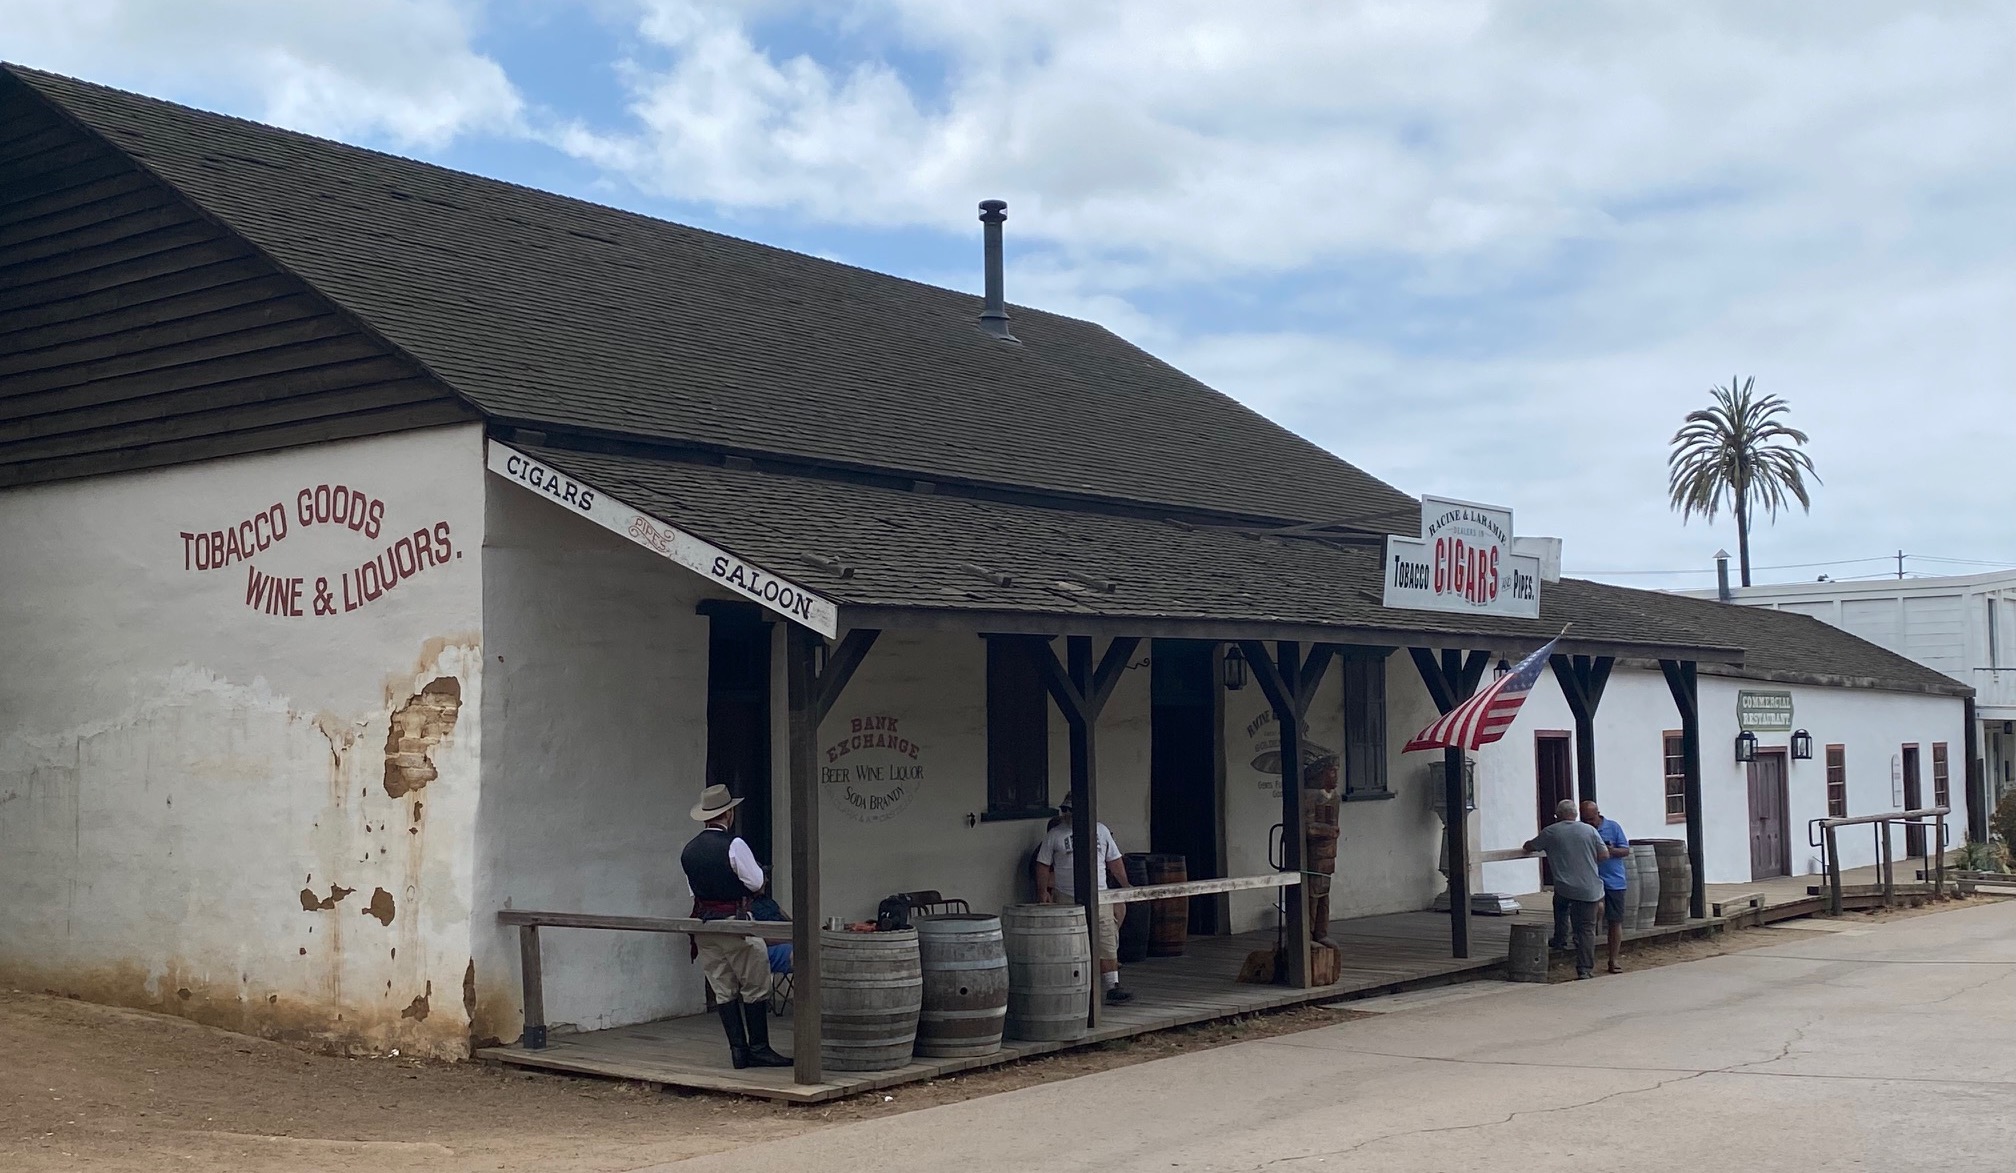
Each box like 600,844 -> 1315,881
1150,640 -> 1221,934
1901,744 -> 1925,857
1747,751 -> 1790,880
1534,733 -> 1573,885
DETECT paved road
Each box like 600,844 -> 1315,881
657,901 -> 2016,1172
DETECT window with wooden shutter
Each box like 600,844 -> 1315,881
1826,744 -> 1847,818
1933,743 -> 1950,809
1342,654 -> 1388,797
984,637 -> 1051,818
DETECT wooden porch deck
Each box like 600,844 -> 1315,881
478,910 -> 1539,1102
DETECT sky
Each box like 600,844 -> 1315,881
6,1 -> 2012,590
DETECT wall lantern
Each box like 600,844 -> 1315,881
1790,729 -> 1814,760
1734,730 -> 1759,764
1494,657 -> 1512,679
1222,644 -> 1248,691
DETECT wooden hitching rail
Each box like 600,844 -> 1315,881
1099,872 -> 1301,905
497,910 -> 794,1049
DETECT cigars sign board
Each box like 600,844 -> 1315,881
1382,495 -> 1542,619
486,442 -> 838,636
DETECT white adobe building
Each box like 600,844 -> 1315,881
1683,569 -> 2016,820
0,66 -> 1975,1090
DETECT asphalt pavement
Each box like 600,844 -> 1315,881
653,900 -> 2016,1172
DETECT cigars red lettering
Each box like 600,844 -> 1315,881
179,484 -> 457,618
820,715 -> 925,823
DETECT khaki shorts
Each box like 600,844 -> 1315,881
1095,904 -> 1120,964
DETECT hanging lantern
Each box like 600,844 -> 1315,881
1222,644 -> 1248,691
1494,657 -> 1512,679
1735,730 -> 1759,763
1790,729 -> 1814,760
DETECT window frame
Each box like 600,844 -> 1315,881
1825,743 -> 1847,819
1662,730 -> 1686,823
1340,653 -> 1390,800
1932,742 -> 1950,809
982,636 -> 1053,820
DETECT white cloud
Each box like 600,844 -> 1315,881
0,0 -> 522,147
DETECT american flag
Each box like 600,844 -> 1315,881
1404,637 -> 1561,753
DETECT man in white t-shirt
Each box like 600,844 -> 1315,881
1033,793 -> 1134,1005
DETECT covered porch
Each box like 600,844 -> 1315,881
479,911 -> 1520,1102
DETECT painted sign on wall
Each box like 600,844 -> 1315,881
486,442 -> 837,636
821,715 -> 924,823
177,483 -> 459,617
1382,496 -> 1542,619
1738,689 -> 1795,732
1241,707 -> 1340,798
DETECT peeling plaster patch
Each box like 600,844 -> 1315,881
462,961 -> 475,1019
299,884 -> 354,911
363,887 -> 396,926
402,981 -> 433,1021
383,678 -> 461,798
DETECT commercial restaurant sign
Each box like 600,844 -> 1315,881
1382,496 -> 1542,619
1737,689 -> 1795,732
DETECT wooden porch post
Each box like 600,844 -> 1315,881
1549,654 -> 1613,804
1408,647 -> 1491,959
1964,697 -> 1986,844
1239,640 -> 1337,989
1660,658 -> 1707,920
785,624 -> 879,1085
1030,634 -> 1139,1028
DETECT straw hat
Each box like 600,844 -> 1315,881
690,784 -> 744,822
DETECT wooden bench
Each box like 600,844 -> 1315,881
1710,892 -> 1764,917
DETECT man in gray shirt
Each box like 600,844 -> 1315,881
1524,799 -> 1608,979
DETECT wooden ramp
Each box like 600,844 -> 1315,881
478,911 -> 1524,1103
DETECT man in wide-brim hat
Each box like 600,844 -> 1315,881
680,784 -> 789,1069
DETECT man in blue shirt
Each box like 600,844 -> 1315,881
1582,800 -> 1632,975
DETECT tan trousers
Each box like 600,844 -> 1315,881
697,932 -> 771,1003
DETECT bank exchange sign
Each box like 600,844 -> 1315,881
1382,496 -> 1542,619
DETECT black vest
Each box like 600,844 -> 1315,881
681,828 -> 749,902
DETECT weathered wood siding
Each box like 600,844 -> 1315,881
0,75 -> 477,488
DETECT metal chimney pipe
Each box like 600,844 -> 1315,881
977,199 -> 1015,341
1714,549 -> 1733,602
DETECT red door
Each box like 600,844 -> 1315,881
1747,751 -> 1790,880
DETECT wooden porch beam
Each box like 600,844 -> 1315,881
1410,647 -> 1490,959
1549,654 -> 1614,804
786,624 -> 880,1085
1237,640 -> 1333,990
1028,634 -> 1140,1029
1659,658 -> 1707,920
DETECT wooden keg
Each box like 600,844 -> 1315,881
1507,921 -> 1549,982
1628,844 -> 1660,930
820,928 -> 922,1072
1119,853 -> 1152,963
1146,853 -> 1189,957
1650,840 -> 1691,925
914,914 -> 1008,1059
1001,903 -> 1091,1042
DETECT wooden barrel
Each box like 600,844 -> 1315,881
1650,840 -> 1691,925
1002,904 -> 1091,1042
1507,922 -> 1549,982
1119,854 -> 1152,963
1147,853 -> 1189,957
914,914 -> 1008,1059
1628,844 -> 1659,930
820,929 -> 922,1072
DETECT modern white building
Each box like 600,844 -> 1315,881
1685,569 -> 2016,820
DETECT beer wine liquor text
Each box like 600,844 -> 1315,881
179,483 -> 456,617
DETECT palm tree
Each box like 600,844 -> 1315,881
1667,376 -> 1818,587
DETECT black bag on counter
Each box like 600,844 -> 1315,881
875,894 -> 912,931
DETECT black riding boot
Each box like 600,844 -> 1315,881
716,998 -> 751,1069
742,1000 -> 792,1068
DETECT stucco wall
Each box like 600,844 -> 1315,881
1472,664 -> 1969,892
0,425 -> 486,1056
470,477 -> 716,1043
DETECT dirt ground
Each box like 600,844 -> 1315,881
5,897 -> 1986,1173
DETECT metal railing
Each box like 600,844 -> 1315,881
1808,806 -> 1950,916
